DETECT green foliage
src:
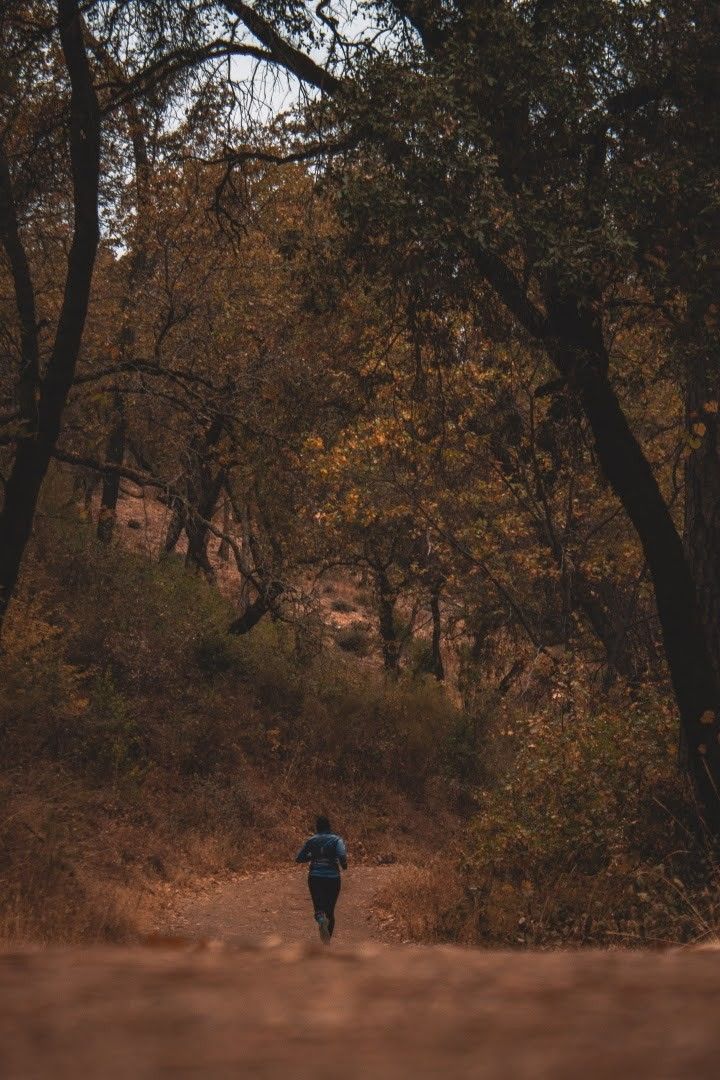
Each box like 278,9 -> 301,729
470,695 -> 678,877
171,706 -> 239,778
456,691 -> 720,945
442,707 -> 489,786
70,672 -> 145,783
16,510 -> 465,793
32,504 -> 233,694
230,621 -> 305,715
408,638 -> 436,677
183,615 -> 467,792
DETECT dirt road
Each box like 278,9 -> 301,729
3,867 -> 720,1078
164,864 -> 400,946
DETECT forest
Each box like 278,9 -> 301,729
1,0 -> 719,950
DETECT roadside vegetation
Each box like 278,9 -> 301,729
2,487 -> 719,947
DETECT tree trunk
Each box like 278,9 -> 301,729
184,470 -> 225,584
548,296 -> 720,828
89,32 -> 152,550
570,574 -> 637,681
0,0 -> 100,633
683,316 -> 720,684
182,416 -> 225,583
376,567 -> 400,675
217,500 -> 231,563
96,395 -> 127,543
185,514 -> 218,583
163,499 -> 185,555
229,581 -> 284,635
429,580 -> 444,680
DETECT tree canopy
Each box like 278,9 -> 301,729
1,0 -> 719,828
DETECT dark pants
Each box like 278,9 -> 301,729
308,875 -> 341,937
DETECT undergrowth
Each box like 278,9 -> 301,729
0,492 -> 466,942
381,689 -> 720,948
3,484 -> 719,949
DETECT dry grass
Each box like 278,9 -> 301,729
374,862 -> 469,943
377,849 -> 720,950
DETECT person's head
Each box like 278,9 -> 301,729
316,814 -> 331,834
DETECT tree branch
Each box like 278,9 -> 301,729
221,1 -> 343,94
50,448 -> 283,623
73,357 -> 220,393
101,40 -> 275,113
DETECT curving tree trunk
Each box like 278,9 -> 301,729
229,581 -> 284,635
182,417 -> 227,583
163,498 -> 186,555
0,0 -> 101,634
546,295 -> 720,828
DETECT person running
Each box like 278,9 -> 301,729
295,815 -> 347,943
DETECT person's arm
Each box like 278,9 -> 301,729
296,840 -> 311,863
336,837 -> 348,870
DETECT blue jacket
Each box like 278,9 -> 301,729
296,832 -> 348,878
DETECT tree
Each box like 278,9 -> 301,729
206,0 -> 720,825
0,0 -> 100,632
2,0 -> 719,828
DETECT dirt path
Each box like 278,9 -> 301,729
163,864 -> 401,946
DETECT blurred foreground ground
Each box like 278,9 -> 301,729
3,867 -> 719,1077
1,943 -> 720,1078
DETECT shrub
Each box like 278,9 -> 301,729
456,688 -> 720,946
335,620 -> 371,655
231,621 -> 304,714
375,862 -> 468,943
28,505 -> 234,695
68,672 -> 145,783
172,708 -> 240,778
408,638 -> 436,677
194,633 -> 241,676
0,601 -> 94,766
331,597 -> 356,614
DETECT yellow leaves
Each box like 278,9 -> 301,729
687,406 -> 716,452
686,419 -> 709,451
